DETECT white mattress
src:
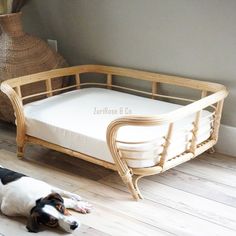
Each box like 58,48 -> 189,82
24,88 -> 213,168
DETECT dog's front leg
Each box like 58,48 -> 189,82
63,198 -> 92,214
51,187 -> 82,201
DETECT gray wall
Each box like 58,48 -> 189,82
22,0 -> 236,127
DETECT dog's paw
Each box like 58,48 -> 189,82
70,193 -> 82,202
74,201 -> 92,214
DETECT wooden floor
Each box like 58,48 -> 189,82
0,121 -> 236,236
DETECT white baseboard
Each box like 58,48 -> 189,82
215,124 -> 236,157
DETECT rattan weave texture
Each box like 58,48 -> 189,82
0,12 -> 67,123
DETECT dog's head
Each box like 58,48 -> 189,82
26,193 -> 80,233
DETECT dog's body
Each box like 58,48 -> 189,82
0,166 -> 91,233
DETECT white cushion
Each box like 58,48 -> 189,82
24,88 -> 213,168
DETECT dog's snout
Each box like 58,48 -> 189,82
70,221 -> 79,230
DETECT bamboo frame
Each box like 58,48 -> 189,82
107,74 -> 112,89
159,123 -> 174,167
0,65 -> 228,200
75,73 -> 81,89
152,81 -> 158,99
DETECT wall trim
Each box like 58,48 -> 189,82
215,124 -> 236,157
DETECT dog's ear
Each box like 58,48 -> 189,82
43,193 -> 64,203
26,209 -> 40,233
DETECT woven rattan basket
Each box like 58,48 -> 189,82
0,12 -> 67,123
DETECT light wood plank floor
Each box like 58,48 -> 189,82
0,121 -> 236,236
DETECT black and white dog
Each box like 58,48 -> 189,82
0,165 -> 92,233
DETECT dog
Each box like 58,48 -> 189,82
0,165 -> 92,233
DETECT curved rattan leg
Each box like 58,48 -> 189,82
17,145 -> 25,159
134,175 -> 144,200
107,124 -> 147,200
118,170 -> 143,200
207,146 -> 215,154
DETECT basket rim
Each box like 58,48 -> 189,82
0,12 -> 22,19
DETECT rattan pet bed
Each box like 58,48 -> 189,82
1,65 -> 228,200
